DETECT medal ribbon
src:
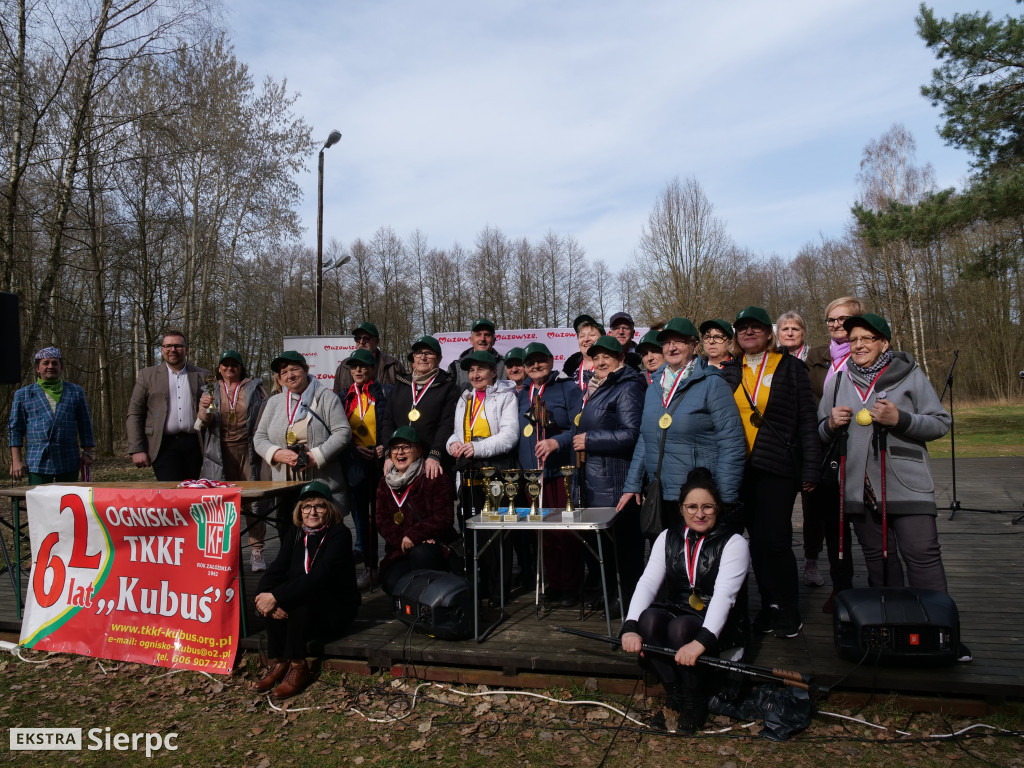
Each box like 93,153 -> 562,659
852,364 -> 889,406
286,392 -> 301,427
660,367 -> 684,409
469,390 -> 486,430
389,485 -> 413,509
411,374 -> 437,409
222,381 -> 240,414
303,526 -> 327,573
682,526 -> 705,591
832,352 -> 851,375
576,365 -> 586,391
742,353 -> 770,412
346,383 -> 375,420
529,382 -> 546,403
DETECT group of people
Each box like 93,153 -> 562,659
7,301 -> 958,716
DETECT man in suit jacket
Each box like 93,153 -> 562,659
9,347 -> 95,484
126,330 -> 210,481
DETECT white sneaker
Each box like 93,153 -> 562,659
803,559 -> 824,586
250,549 -> 267,572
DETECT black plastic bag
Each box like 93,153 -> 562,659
708,684 -> 815,741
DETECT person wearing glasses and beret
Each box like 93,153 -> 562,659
253,480 -> 360,699
817,314 -> 953,595
699,319 -> 740,390
333,321 -> 405,393
126,330 -> 210,481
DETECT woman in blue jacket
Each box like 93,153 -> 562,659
619,318 -> 746,531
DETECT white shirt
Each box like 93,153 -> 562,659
165,365 -> 194,435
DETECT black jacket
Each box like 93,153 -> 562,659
379,369 -> 460,467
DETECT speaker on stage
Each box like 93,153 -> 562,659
392,569 -> 472,640
833,588 -> 960,666
0,292 -> 20,385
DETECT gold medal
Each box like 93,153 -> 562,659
749,411 -> 763,428
393,511 -> 404,525
523,424 -> 534,437
574,413 -> 581,426
355,423 -> 369,437
856,408 -> 873,426
658,413 -> 672,430
227,410 -> 238,424
689,592 -> 704,611
286,428 -> 297,444
408,408 -> 421,422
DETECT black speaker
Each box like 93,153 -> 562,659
392,569 -> 472,640
833,588 -> 960,666
0,292 -> 20,384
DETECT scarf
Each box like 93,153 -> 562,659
384,458 -> 424,490
824,339 -> 851,385
288,375 -> 318,421
37,377 -> 64,405
412,368 -> 439,386
848,349 -> 894,378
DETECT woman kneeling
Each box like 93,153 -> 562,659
253,481 -> 360,698
620,468 -> 750,733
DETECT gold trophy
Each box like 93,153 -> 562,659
204,374 -> 218,414
480,467 -> 501,522
525,470 -> 543,521
560,465 -> 576,519
502,469 -> 520,522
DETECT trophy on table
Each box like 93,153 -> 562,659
502,469 -> 520,522
525,470 -> 543,522
560,466 -> 576,519
481,467 -> 501,522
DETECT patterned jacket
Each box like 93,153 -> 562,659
9,381 -> 95,474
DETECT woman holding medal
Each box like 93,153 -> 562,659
520,342 -> 585,606
621,468 -> 750,734
376,427 -> 458,596
254,351 -> 352,522
730,306 -> 820,639
197,350 -> 270,571
818,314 -> 952,593
253,480 -> 360,699
619,318 -> 746,535
340,348 -> 391,572
560,314 -> 604,391
378,336 -> 459,481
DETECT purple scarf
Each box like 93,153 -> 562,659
824,339 -> 851,386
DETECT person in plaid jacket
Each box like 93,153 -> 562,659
8,347 -> 95,484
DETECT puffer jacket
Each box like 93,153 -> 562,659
446,379 -> 520,460
516,373 -> 584,478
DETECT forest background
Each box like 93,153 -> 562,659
1,0 -> 1022,463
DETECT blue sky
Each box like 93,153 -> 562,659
222,1 -> 1017,270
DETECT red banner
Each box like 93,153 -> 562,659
20,486 -> 241,675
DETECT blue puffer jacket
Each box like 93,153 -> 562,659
623,358 -> 746,502
574,365 -> 646,507
517,373 -> 584,478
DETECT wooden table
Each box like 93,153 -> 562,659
0,481 -> 304,629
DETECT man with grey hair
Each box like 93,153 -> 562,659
8,347 -> 95,484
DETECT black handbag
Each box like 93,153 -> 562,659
819,373 -> 846,487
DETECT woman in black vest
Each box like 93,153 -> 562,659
620,468 -> 750,734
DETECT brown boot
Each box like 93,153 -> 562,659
253,660 -> 289,692
272,660 -> 311,699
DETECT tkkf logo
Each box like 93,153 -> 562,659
189,497 -> 238,560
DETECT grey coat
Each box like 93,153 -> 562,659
817,351 -> 950,516
198,378 -> 268,480
254,377 -> 352,514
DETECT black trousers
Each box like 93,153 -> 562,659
265,599 -> 356,659
152,432 -> 203,481
741,465 -> 800,611
804,483 -> 854,591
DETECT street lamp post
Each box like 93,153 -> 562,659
316,129 -> 342,335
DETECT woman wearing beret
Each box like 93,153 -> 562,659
253,481 -> 359,698
730,306 -> 821,639
378,336 -> 460,481
197,350 -> 269,571
637,330 -> 664,385
377,428 -> 458,595
620,318 -> 746,535
521,342 -> 585,606
817,314 -> 953,595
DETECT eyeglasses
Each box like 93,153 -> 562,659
825,316 -> 850,327
354,335 -> 372,344
300,503 -> 327,514
412,350 -> 436,358
161,344 -> 185,350
849,334 -> 883,346
736,326 -> 766,335
390,444 -> 414,454
702,334 -> 728,343
682,503 -> 718,515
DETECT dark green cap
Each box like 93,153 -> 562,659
387,425 -> 420,447
299,480 -> 331,500
586,335 -> 624,358
471,317 -> 496,333
636,329 -> 662,353
218,349 -> 244,366
572,313 -> 605,336
734,306 -> 773,328
699,318 -> 734,339
345,349 -> 376,368
844,313 -> 892,341
408,335 -> 442,359
523,342 -> 553,361
270,350 -> 308,372
503,346 -> 526,364
352,321 -> 380,338
460,349 -> 499,370
657,317 -> 699,343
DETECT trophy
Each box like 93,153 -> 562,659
560,466 -> 576,519
525,470 -> 543,522
481,467 -> 501,522
502,469 -> 520,522
204,374 -> 218,414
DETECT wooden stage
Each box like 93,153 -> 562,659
3,459 -> 1023,701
